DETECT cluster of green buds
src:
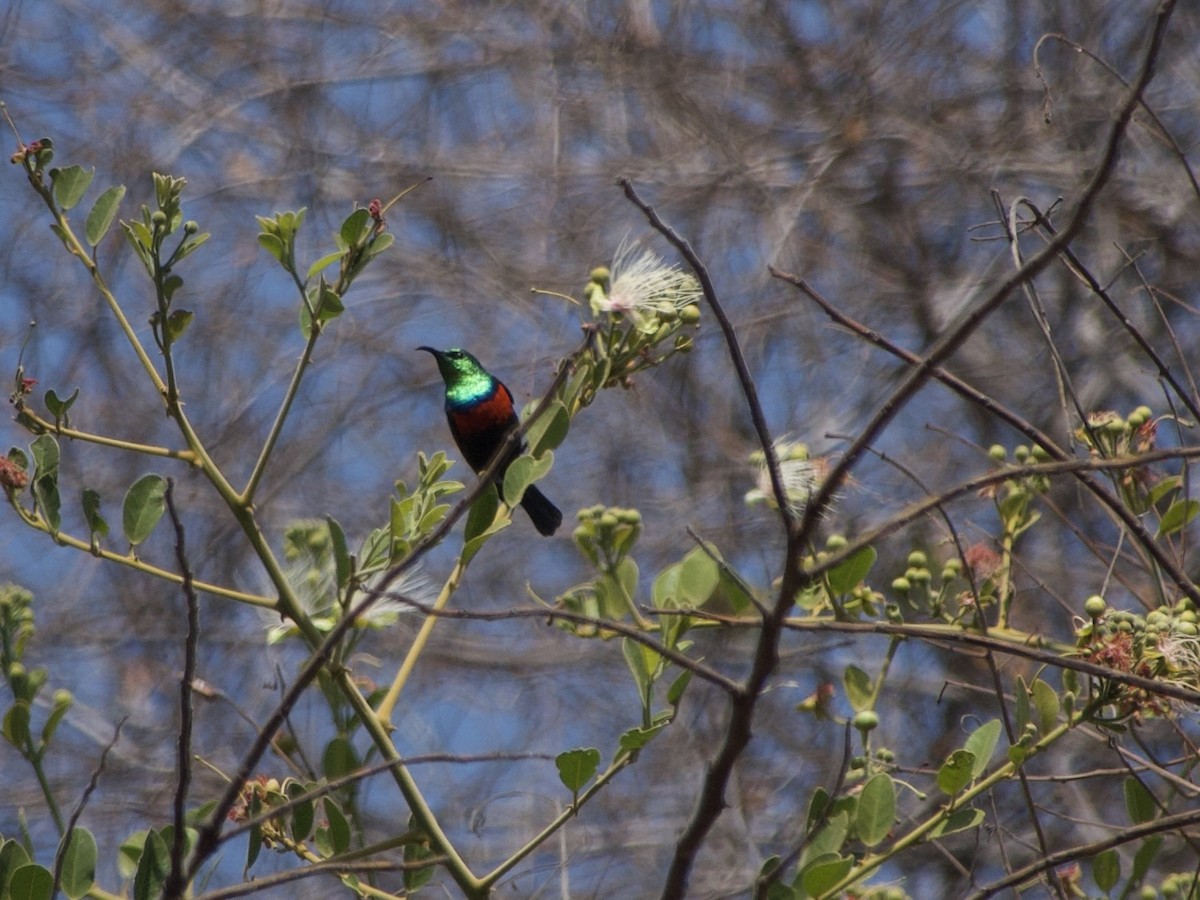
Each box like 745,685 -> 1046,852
845,743 -> 897,783
1075,595 -> 1200,712
548,506 -> 644,635
1,584 -> 73,757
571,504 -> 643,569
892,549 -> 968,620
987,441 -> 1052,499
1075,406 -> 1156,458
578,241 -> 701,396
1154,872 -> 1199,898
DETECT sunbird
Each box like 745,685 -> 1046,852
418,347 -> 562,536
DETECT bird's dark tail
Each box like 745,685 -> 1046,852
520,484 -> 563,536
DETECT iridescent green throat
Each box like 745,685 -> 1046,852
439,350 -> 497,408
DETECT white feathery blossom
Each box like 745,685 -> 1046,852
744,438 -> 833,514
590,239 -> 702,332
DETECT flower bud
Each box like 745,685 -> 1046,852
853,710 -> 879,732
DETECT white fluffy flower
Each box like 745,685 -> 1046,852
590,239 -> 702,332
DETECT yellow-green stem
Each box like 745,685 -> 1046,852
376,555 -> 467,727
10,502 -> 274,608
14,409 -> 197,464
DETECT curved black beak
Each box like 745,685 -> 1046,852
416,345 -> 442,359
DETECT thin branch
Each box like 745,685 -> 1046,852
191,858 -> 433,900
619,181 -> 807,900
163,480 -> 199,900
967,805 -> 1200,899
51,716 -> 127,899
380,591 -> 743,697
619,177 -> 790,531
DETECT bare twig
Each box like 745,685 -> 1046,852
51,716 -> 127,899
620,182 -> 812,899
164,479 -> 200,900
967,805 -> 1200,899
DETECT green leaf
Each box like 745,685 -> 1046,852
164,310 -> 193,343
964,719 -> 1002,778
162,274 -> 183,303
1123,776 -> 1156,824
4,701 -> 32,748
174,232 -> 210,263
322,736 -> 358,780
1014,675 -> 1030,734
855,773 -> 895,847
464,483 -> 500,544
122,474 -> 167,546
929,806 -> 985,837
842,664 -> 873,713
502,452 -> 554,508
1092,848 -> 1120,893
525,401 -> 571,457
81,489 -> 109,541
288,782 -> 314,842
403,842 -> 436,892
366,229 -> 394,256
326,516 -> 351,592
257,232 -> 286,264
678,547 -> 719,607
667,668 -> 693,707
50,165 -> 94,210
1131,835 -> 1162,883
1157,498 -> 1200,537
44,387 -> 79,421
622,637 -> 653,699
41,692 -> 72,746
132,829 -> 168,900
618,721 -> 669,751
299,280 -> 345,338
826,544 -> 876,595
937,749 -> 976,796
8,863 -> 53,900
1031,678 -> 1058,735
800,854 -> 853,896
116,831 -> 146,879
31,434 -> 61,532
30,434 -> 59,480
322,797 -> 351,855
0,842 -> 28,898
651,561 -> 682,608
555,747 -> 601,795
85,185 -> 126,246
800,810 -> 850,868
306,250 -> 344,279
57,828 -> 97,900
245,823 -> 263,871
338,207 -> 372,249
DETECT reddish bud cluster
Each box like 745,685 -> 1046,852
0,457 -> 28,491
368,197 -> 386,233
962,542 -> 1001,582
